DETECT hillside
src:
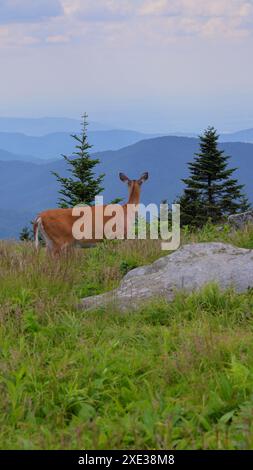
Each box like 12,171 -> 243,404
0,208 -> 35,239
0,148 -> 41,163
1,226 -> 253,449
0,130 -> 157,159
1,136 -> 253,238
1,127 -> 253,164
220,128 -> 253,144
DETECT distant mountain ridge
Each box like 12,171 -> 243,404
1,135 -> 253,239
0,130 -> 158,159
0,148 -> 42,163
0,116 -> 253,141
1,127 -> 253,163
220,128 -> 253,144
0,117 -> 113,136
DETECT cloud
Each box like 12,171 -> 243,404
0,0 -> 252,48
63,0 -> 253,39
61,0 -> 253,23
46,34 -> 70,44
62,0 -> 135,22
139,0 -> 253,19
0,0 -> 63,24
138,0 -> 253,38
0,23 -> 41,46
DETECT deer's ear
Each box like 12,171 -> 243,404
138,172 -> 149,185
119,172 -> 130,183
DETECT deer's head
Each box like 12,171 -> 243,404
119,172 -> 149,204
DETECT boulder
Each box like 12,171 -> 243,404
80,243 -> 253,311
228,210 -> 253,229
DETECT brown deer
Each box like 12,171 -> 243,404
34,172 -> 149,255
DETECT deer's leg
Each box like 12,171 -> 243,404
51,239 -> 75,257
60,242 -> 74,256
50,243 -> 63,257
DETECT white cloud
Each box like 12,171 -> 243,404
139,0 -> 253,18
62,0 -> 135,21
138,0 -> 253,37
46,34 -> 70,44
63,0 -> 253,39
0,23 -> 41,46
0,0 -> 252,48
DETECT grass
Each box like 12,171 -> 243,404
0,224 -> 253,449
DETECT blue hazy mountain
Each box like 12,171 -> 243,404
0,117 -> 112,136
0,116 -> 253,143
220,128 -> 253,144
0,130 -> 158,158
0,148 -> 44,163
1,136 -> 253,239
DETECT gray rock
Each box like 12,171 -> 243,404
80,243 -> 253,311
228,210 -> 253,229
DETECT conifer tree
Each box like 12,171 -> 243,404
19,225 -> 33,242
178,127 -> 250,226
52,114 -> 105,207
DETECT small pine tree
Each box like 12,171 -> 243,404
176,190 -> 205,227
178,126 -> 250,226
239,194 -> 251,213
19,225 -> 33,241
52,114 -> 105,207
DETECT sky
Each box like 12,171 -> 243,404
0,0 -> 252,133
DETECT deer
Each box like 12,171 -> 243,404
33,172 -> 149,255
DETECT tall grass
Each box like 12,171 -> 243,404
0,225 -> 253,449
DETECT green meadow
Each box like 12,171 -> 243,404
1,225 -> 253,449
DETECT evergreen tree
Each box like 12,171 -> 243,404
19,225 -> 33,241
52,114 -> 105,207
239,194 -> 251,213
178,127 -> 250,226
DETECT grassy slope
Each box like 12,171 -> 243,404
0,226 -> 253,450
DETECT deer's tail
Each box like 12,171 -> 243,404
33,216 -> 41,250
